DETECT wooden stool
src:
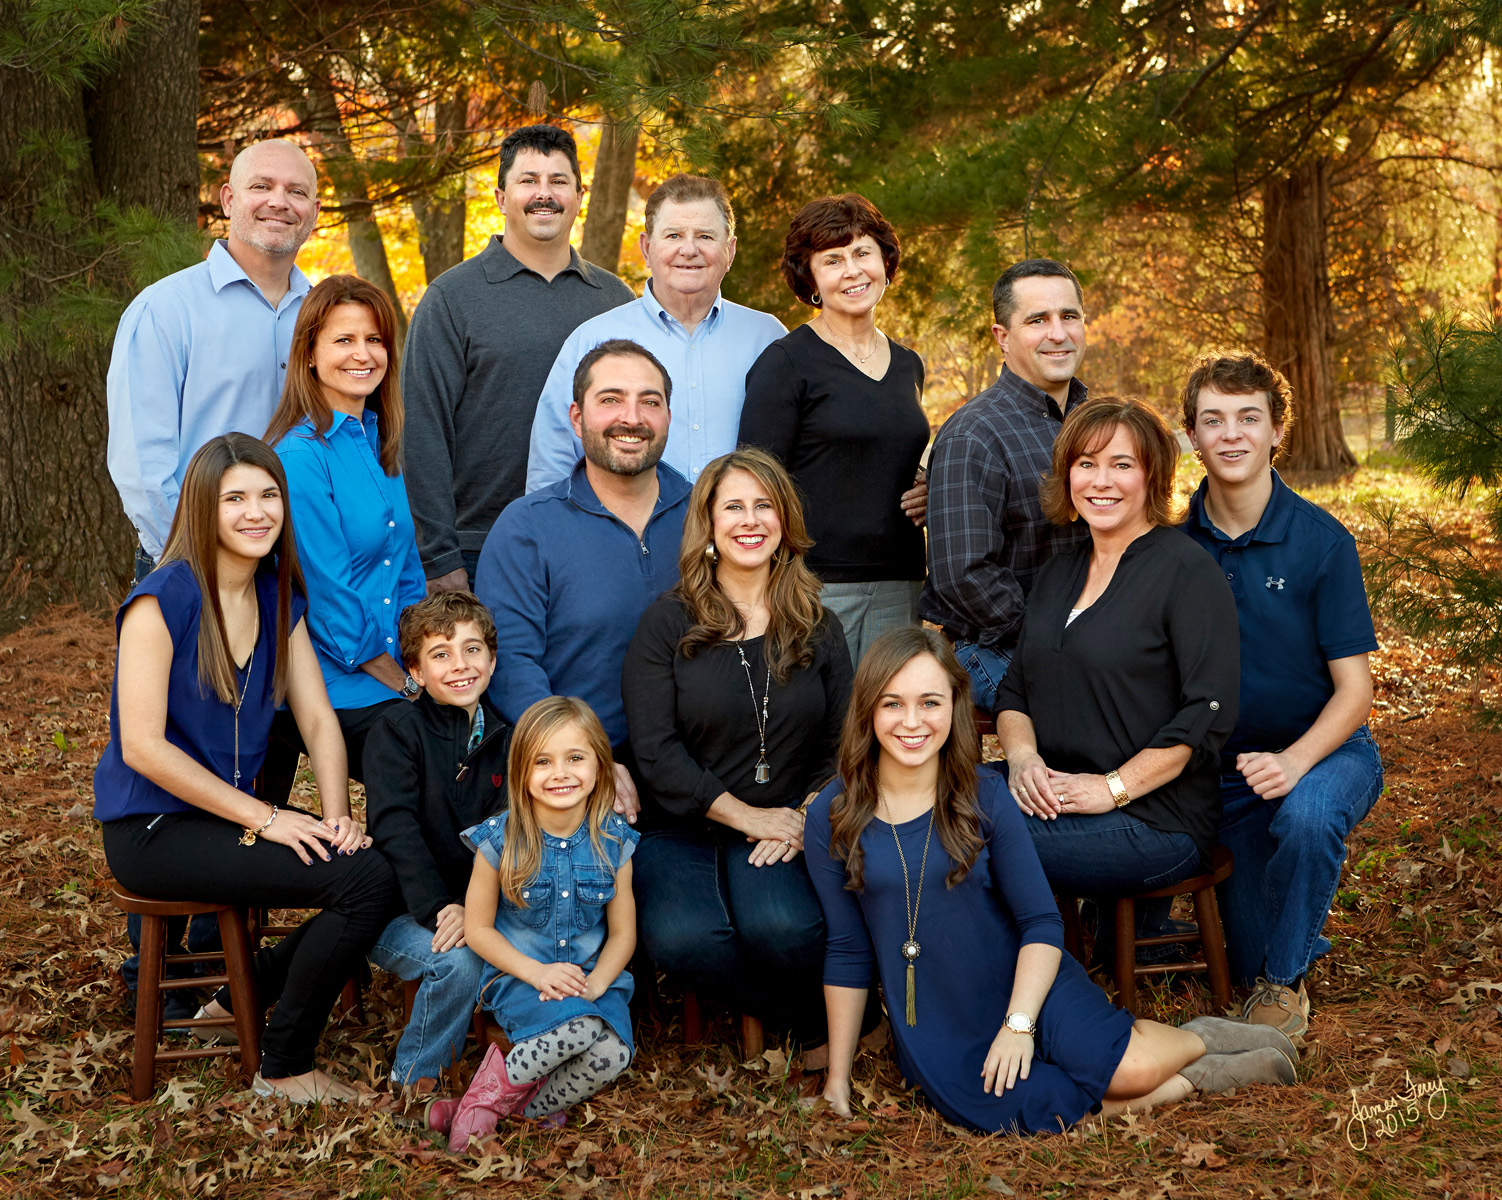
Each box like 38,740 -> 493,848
110,888 -> 261,1101
399,976 -> 494,1081
682,991 -> 764,1059
973,706 -> 996,738
1057,846 -> 1235,1016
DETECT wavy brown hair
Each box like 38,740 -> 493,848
828,627 -> 984,892
672,448 -> 825,684
159,433 -> 305,707
263,275 -> 405,476
499,696 -> 620,908
1037,396 -> 1184,528
1179,350 -> 1295,462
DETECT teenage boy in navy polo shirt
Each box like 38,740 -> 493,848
1181,352 -> 1383,1039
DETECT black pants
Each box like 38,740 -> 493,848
103,810 -> 396,1078
260,699 -> 402,808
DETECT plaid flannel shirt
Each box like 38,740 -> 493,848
918,366 -> 1090,651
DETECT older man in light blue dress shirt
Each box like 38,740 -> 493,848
526,174 -> 786,492
107,139 -> 320,574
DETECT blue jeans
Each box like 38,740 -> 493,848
953,640 -> 1011,712
370,914 -> 487,1084
635,825 -> 826,1043
819,580 -> 922,670
1216,727 -> 1383,988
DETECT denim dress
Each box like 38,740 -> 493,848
470,811 -> 639,1051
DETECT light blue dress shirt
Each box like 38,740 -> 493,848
273,411 -> 427,710
525,282 -> 786,492
107,240 -> 311,559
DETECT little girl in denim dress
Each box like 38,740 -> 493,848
432,696 -> 639,1151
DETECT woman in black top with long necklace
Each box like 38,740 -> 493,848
739,194 -> 929,669
996,398 -> 1239,899
623,448 -> 853,1060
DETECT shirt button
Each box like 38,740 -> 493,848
558,939 -> 566,947
280,362 -> 287,368
693,424 -> 700,430
557,841 -> 567,848
522,890 -> 530,898
1226,573 -> 1234,580
691,382 -> 699,388
386,637 -> 393,644
561,890 -> 569,898
388,520 -> 395,528
384,559 -> 390,566
1209,701 -> 1221,710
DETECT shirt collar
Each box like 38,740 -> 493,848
483,235 -> 600,286
645,279 -> 722,330
1189,470 -> 1295,544
206,239 -> 311,302
563,457 -> 692,516
994,363 -> 1088,421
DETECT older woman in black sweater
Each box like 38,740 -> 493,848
623,448 -> 852,1059
739,194 -> 929,669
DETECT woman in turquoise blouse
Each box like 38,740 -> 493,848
263,276 -> 427,794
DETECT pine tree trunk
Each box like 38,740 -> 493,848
301,80 -> 409,348
0,0 -> 199,609
410,91 -> 469,285
1260,158 -> 1356,473
579,118 -> 640,274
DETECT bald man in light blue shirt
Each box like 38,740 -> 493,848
526,174 -> 785,492
107,140 -> 320,573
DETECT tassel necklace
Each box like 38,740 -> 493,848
881,791 -> 935,1026
230,640 -> 256,789
736,638 -> 772,784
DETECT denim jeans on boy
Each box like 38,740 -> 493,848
953,641 -> 1010,713
370,913 -> 488,1084
635,825 -> 826,1044
1215,726 -> 1383,988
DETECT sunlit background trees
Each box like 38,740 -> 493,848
4,0 -> 1502,605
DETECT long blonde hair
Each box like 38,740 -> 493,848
499,697 -> 620,908
158,434 -> 304,706
262,275 -> 405,476
672,448 -> 825,683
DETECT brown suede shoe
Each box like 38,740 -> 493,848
1242,978 -> 1310,1040
1181,1047 -> 1296,1094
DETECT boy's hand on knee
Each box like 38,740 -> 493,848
1236,751 -> 1304,800
532,962 -> 588,1001
432,904 -> 468,953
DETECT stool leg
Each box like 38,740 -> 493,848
219,909 -> 261,1084
1056,895 -> 1087,966
683,991 -> 705,1044
741,1015 -> 764,1061
133,915 -> 167,1102
1192,886 -> 1233,1014
1114,898 -> 1138,1015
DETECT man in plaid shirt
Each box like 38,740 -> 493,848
918,259 -> 1091,710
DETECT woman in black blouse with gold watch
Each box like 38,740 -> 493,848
623,448 -> 853,1059
996,398 -> 1239,899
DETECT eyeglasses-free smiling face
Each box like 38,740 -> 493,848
410,620 -> 495,713
809,235 -> 887,318
710,468 -> 783,574
1188,387 -> 1284,484
217,464 -> 284,563
1068,423 -> 1152,540
496,148 -> 582,251
527,721 -> 600,824
310,301 -> 388,416
641,198 -> 736,304
992,274 -> 1087,395
873,653 -> 954,770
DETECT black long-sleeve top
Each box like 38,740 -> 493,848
738,324 -> 929,583
995,524 -> 1240,859
364,693 -> 512,928
622,595 -> 854,829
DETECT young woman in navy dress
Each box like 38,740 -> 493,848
804,627 -> 1298,1134
94,433 -> 395,1103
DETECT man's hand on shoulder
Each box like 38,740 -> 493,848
427,568 -> 469,596
612,761 -> 640,824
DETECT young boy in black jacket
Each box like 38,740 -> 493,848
367,592 -> 511,1090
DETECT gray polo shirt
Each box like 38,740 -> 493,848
401,235 -> 635,579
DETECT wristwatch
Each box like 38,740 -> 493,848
400,673 -> 421,698
1004,1012 -> 1036,1036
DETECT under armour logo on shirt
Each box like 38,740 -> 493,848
1266,576 -> 1285,589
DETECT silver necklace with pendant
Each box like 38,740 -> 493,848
736,639 -> 772,784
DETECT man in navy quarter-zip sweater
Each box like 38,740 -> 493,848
478,339 -> 690,821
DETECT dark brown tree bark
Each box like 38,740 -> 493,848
1260,158 -> 1356,473
409,91 -> 470,284
301,79 -> 409,348
0,0 -> 200,608
579,118 -> 640,274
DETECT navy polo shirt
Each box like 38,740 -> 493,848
1183,471 -> 1377,759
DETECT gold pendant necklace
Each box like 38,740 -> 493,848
882,790 -> 935,1026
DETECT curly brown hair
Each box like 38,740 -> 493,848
779,194 -> 900,308
1180,351 -> 1295,462
672,448 -> 826,684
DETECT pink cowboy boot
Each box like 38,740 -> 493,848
447,1044 -> 544,1152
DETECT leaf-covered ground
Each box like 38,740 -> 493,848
1,473 -> 1498,1199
